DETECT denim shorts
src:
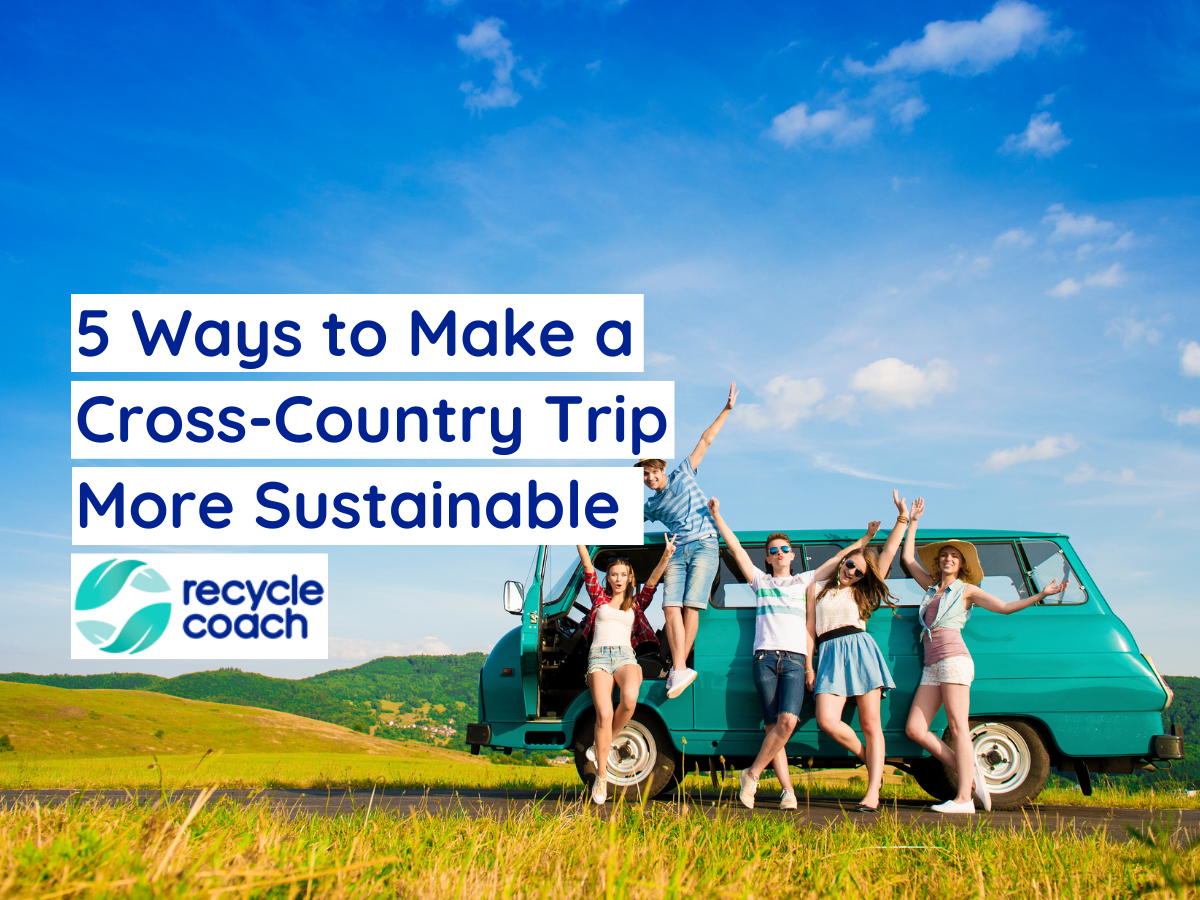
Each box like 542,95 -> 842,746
661,535 -> 719,610
752,649 -> 807,724
586,644 -> 639,680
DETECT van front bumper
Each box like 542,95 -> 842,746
1151,733 -> 1185,760
466,723 -> 491,755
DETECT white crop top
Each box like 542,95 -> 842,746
592,603 -> 635,648
813,585 -> 867,636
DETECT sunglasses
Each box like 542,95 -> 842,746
605,558 -> 631,567
841,559 -> 863,575
767,545 -> 792,555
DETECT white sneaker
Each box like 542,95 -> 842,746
972,761 -> 992,812
931,799 -> 975,815
779,789 -> 798,811
666,668 -> 697,699
738,770 -> 758,809
592,777 -> 608,805
664,670 -> 676,695
586,745 -> 597,764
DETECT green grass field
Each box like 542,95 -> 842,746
2,791 -> 1198,899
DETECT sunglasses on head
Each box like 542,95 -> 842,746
767,545 -> 792,555
605,557 -> 631,567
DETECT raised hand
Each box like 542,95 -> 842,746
865,520 -> 881,540
726,382 -> 739,410
893,489 -> 909,519
707,497 -> 720,517
664,534 -> 678,558
1040,579 -> 1067,597
910,497 -> 925,522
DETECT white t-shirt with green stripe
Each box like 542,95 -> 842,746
750,566 -> 818,653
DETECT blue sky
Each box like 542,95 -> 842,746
3,0 -> 1200,676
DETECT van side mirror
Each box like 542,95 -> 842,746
503,581 -> 525,614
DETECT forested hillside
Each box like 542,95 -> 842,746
0,654 -> 486,748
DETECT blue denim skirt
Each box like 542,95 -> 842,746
814,631 -> 896,697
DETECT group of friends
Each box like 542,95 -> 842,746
576,384 -> 1066,813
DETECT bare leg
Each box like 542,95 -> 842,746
815,693 -> 865,760
855,690 -> 885,809
588,670 -> 615,782
748,713 -> 798,784
612,664 -> 643,739
663,606 -> 686,673
941,683 -> 975,803
905,683 -> 956,768
679,607 -> 700,666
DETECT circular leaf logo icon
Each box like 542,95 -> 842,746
74,558 -> 172,655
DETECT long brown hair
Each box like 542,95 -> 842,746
814,547 -> 896,621
604,559 -> 639,612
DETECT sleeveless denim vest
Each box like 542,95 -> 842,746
918,580 -> 971,644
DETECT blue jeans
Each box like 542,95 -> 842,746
752,649 -> 807,725
661,535 -> 719,610
586,645 -> 638,680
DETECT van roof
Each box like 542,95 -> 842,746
639,528 -> 1066,545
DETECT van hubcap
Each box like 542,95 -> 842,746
603,721 -> 657,787
970,722 -> 1031,795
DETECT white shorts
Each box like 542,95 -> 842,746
920,655 -> 975,687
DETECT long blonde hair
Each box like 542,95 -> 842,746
604,559 -> 639,612
814,547 -> 896,621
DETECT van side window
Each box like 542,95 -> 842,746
868,541 -> 1032,607
1020,540 -> 1088,606
711,548 -> 757,609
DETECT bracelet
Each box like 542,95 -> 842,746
896,516 -> 909,524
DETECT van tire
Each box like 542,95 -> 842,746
943,719 -> 1050,810
573,706 -> 679,802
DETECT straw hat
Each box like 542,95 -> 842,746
918,540 -> 984,585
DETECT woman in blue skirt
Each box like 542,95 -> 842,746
805,491 -> 909,811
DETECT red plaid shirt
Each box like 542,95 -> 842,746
581,570 -> 659,649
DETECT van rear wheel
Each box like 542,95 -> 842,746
573,706 -> 679,801
942,720 -> 1050,810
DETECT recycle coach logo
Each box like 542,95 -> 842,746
74,558 -> 172,655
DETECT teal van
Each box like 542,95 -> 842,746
466,531 -> 1184,808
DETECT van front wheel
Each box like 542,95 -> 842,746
573,706 -> 679,801
941,720 -> 1050,810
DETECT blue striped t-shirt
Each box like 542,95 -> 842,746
642,458 -> 717,544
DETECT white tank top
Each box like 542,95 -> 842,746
814,586 -> 867,636
592,604 -> 635,648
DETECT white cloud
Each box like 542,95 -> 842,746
844,1 -> 1067,77
646,351 -> 676,366
736,375 -> 827,430
892,176 -> 921,190
1037,92 -> 1055,107
1001,112 -> 1070,157
849,357 -> 957,408
995,228 -> 1035,247
329,635 -> 453,661
1064,463 -> 1135,484
457,18 -> 537,112
766,103 -> 874,148
981,433 -> 1080,472
586,60 -> 602,74
1176,408 -> 1200,426
1042,203 -> 1114,241
1047,277 -> 1081,297
890,96 -> 929,128
1084,262 -> 1125,287
1182,341 -> 1200,376
813,455 -> 956,488
1106,316 -> 1161,347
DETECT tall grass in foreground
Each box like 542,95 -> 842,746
2,793 -> 1198,899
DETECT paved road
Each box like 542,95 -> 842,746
2,788 -> 1195,840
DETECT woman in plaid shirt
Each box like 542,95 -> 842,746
577,537 -> 676,804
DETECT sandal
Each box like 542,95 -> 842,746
852,803 -> 879,813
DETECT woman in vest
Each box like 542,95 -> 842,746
901,498 -> 1066,814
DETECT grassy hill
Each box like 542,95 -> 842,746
0,653 -> 486,748
0,681 -> 410,758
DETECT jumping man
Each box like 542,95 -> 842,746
637,382 -> 737,699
